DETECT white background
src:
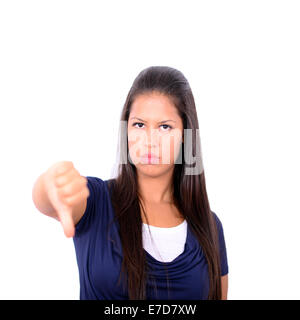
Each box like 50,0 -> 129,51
0,0 -> 299,299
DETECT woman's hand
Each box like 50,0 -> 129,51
44,161 -> 89,238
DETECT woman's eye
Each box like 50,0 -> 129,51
132,122 -> 172,131
133,122 -> 145,129
160,124 -> 172,131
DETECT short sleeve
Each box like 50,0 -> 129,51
74,176 -> 106,237
212,211 -> 229,276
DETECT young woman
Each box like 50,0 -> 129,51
32,66 -> 229,300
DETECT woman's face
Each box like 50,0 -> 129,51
127,92 -> 184,177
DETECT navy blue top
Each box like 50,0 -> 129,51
73,176 -> 229,300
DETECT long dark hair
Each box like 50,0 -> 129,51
106,66 -> 222,299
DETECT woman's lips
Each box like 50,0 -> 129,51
140,154 -> 160,164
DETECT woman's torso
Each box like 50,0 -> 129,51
72,176 -> 228,300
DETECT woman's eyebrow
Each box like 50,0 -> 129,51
130,117 -> 176,123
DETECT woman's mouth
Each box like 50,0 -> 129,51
140,153 -> 160,164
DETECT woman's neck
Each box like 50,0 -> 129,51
137,170 -> 174,205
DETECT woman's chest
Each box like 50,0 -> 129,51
85,226 -> 210,300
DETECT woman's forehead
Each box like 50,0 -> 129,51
130,94 -> 180,122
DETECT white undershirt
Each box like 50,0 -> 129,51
142,219 -> 187,263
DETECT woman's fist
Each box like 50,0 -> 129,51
44,161 -> 89,238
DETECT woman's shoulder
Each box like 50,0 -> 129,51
85,176 -> 114,195
211,210 -> 225,232
86,175 -> 105,185
73,176 -> 114,236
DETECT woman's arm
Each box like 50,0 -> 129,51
221,274 -> 228,300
